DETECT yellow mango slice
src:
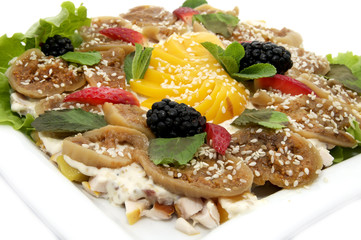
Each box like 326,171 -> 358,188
130,32 -> 249,123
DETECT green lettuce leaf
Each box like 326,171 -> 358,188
0,73 -> 34,135
0,33 -> 25,73
327,52 -> 361,81
24,1 -> 91,49
326,64 -> 361,94
148,133 -> 207,166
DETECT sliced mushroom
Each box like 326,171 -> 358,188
230,127 -> 323,188
136,149 -> 253,198
103,102 -> 155,139
6,49 -> 85,98
63,125 -> 148,168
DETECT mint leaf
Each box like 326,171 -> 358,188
148,132 -> 207,166
0,33 -> 25,73
325,64 -> 361,94
232,63 -> 277,81
232,108 -> 289,129
193,13 -> 239,38
125,43 -> 153,82
201,41 -> 239,75
224,41 -> 244,63
182,0 -> 208,8
31,109 -> 107,133
61,51 -> 101,66
24,1 -> 91,49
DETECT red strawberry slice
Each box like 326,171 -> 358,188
99,27 -> 144,45
173,7 -> 199,25
64,87 -> 140,106
254,74 -> 316,96
205,123 -> 231,155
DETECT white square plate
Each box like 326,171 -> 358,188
1,0 -> 361,239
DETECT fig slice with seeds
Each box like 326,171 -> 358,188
136,150 -> 253,198
6,49 -> 86,98
103,102 -> 155,139
230,127 -> 323,188
63,125 -> 148,168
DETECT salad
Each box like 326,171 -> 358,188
1,0 -> 361,237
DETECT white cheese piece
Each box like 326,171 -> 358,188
37,132 -> 63,155
218,192 -> 259,219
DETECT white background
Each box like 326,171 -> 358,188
1,0 -> 361,239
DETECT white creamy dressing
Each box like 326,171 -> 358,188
10,92 -> 39,117
218,193 -> 260,219
63,155 -> 178,205
37,132 -> 63,155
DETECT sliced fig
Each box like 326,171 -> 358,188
6,49 -> 85,98
34,94 -> 103,116
103,102 -> 155,139
251,91 -> 358,148
79,16 -> 132,43
230,127 -> 323,189
136,148 -> 253,198
83,47 -> 127,89
63,125 -> 148,168
121,6 -> 186,38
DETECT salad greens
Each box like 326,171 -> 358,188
0,73 -> 34,135
0,1 -> 91,136
24,1 -> 90,49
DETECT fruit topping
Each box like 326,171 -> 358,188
130,32 -> 248,124
254,74 -> 315,96
146,98 -> 206,138
63,87 -> 140,106
205,123 -> 231,155
99,27 -> 145,45
41,35 -> 74,57
240,41 -> 293,74
173,7 -> 199,25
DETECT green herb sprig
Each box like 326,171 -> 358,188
201,41 -> 276,81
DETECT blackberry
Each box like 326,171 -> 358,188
146,99 -> 206,138
41,35 -> 74,57
240,41 -> 293,74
